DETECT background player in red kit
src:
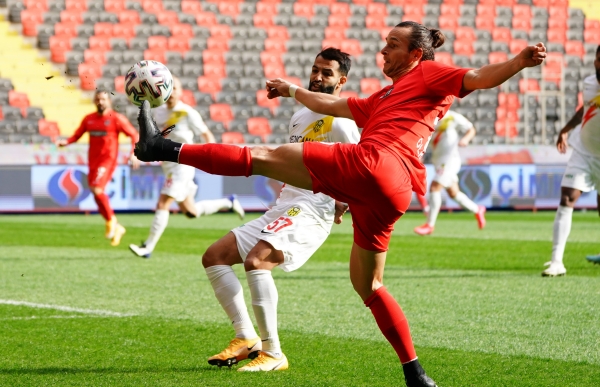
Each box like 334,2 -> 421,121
56,90 -> 139,246
135,22 -> 546,387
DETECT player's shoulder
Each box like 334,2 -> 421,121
583,75 -> 599,91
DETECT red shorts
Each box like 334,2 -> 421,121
88,160 -> 116,189
303,142 -> 413,252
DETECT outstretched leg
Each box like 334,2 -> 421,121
544,187 -> 581,276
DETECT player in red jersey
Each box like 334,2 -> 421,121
135,22 -> 546,387
56,90 -> 139,246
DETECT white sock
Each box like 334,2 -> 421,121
246,269 -> 281,358
452,191 -> 480,213
427,191 -> 442,227
551,206 -> 573,265
205,265 -> 257,339
195,198 -> 232,217
144,209 -> 169,251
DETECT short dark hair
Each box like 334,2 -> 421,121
596,45 -> 600,55
316,47 -> 351,76
395,21 -> 445,61
94,89 -> 110,98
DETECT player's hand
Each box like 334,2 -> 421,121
458,138 -> 470,147
55,139 -> 68,147
334,201 -> 349,225
265,78 -> 293,99
517,42 -> 546,68
556,128 -> 570,154
130,154 -> 141,169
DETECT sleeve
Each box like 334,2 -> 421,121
187,106 -> 209,135
452,112 -> 473,133
422,61 -> 472,98
331,118 -> 361,144
66,116 -> 88,144
116,113 -> 139,151
346,96 -> 373,129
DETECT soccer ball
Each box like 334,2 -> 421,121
125,60 -> 173,108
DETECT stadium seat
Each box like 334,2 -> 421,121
196,12 -> 217,27
360,78 -> 381,95
256,89 -> 279,110
209,103 -> 233,124
489,51 -> 508,64
8,91 -> 30,109
519,79 -> 540,93
495,121 -> 518,138
221,131 -> 245,144
198,76 -> 222,95
454,40 -> 474,56
247,117 -> 272,138
509,39 -> 528,54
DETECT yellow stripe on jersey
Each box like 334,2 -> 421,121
298,116 -> 335,142
164,110 -> 188,130
436,115 -> 454,132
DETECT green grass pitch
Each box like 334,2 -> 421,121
0,211 -> 599,387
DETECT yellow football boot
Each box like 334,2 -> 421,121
237,351 -> 288,372
207,337 -> 261,368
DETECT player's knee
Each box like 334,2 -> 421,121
202,245 -> 221,268
243,255 -> 260,271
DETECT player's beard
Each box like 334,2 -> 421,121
596,68 -> 600,83
309,81 -> 335,95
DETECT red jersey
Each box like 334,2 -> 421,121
67,110 -> 139,166
347,60 -> 471,194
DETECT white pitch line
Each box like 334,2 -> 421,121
0,300 -> 135,317
0,315 -> 95,321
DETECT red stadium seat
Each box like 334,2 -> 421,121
454,40 -> 474,56
549,0 -> 568,5
198,76 -> 222,94
144,49 -> 166,64
435,52 -> 454,66
492,28 -> 512,43
210,25 -> 232,40
104,0 -> 125,13
584,20 -> 600,31
256,2 -> 279,15
65,0 -> 86,11
157,11 -> 179,26
263,63 -> 285,79
78,63 -> 102,90
24,0 -> 47,12
340,91 -> 359,99
330,3 -> 350,15
498,93 -> 520,109
207,37 -> 228,51
264,38 -> 287,52
322,38 -> 343,50
403,4 -> 424,16
367,3 -> 387,16
142,0 -> 162,13
440,4 -> 460,17
476,17 -> 495,31
455,27 -> 476,42
118,10 -> 140,24
360,78 -> 381,95
402,13 -> 422,24
38,119 -> 60,140
325,27 -> 346,40
512,18 -> 531,32
366,15 -> 386,29
114,75 -> 125,94
495,121 -> 518,138
196,12 -> 218,27
496,107 -> 519,123
328,15 -> 349,29
219,2 -> 240,18
438,15 -> 458,30
267,26 -> 289,40
203,63 -> 227,78
171,24 -> 194,38
533,0 -> 549,5
489,51 -> 508,64
182,0 -> 202,14
60,10 -> 82,24
148,36 -> 168,51
210,104 -> 234,122
584,30 -> 600,45
543,53 -> 563,82
89,36 -> 111,51
253,13 -> 274,28
260,51 -> 283,66
0,106 -> 3,121
247,117 -> 272,137
221,132 -> 245,144
283,76 -> 303,88
512,4 -> 532,18
54,22 -> 78,37
20,10 -> 44,36
8,91 -> 30,109
379,26 -> 394,40
476,5 -> 496,18
565,40 -> 585,58
547,28 -> 566,43
256,89 -> 280,109
113,23 -> 135,39
376,52 -> 385,68
49,36 -> 71,63
294,3 -> 314,18
203,50 -> 225,65
180,89 -> 196,106
168,37 -> 190,53
519,79 -> 540,93
548,18 -> 567,30
341,39 -> 362,57
549,6 -> 568,18
509,39 -> 528,55
94,22 -> 114,37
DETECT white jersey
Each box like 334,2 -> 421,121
152,101 -> 209,144
276,106 -> 360,226
576,75 -> 600,158
431,110 -> 473,165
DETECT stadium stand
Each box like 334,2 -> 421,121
1,0 -> 600,145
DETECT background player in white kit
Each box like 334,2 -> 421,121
543,46 -> 600,275
414,110 -> 486,235
201,48 -> 360,372
129,77 -> 244,258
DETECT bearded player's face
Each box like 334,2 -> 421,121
94,92 -> 111,113
308,56 -> 345,95
594,49 -> 600,82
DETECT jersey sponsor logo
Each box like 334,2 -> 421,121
296,116 -> 334,142
48,168 -> 90,207
380,87 -> 393,99
89,131 -> 107,137
286,206 -> 301,216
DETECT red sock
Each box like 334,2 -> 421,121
178,144 -> 252,177
416,193 -> 428,209
364,286 -> 417,364
93,192 -> 114,221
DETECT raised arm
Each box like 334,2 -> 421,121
265,78 -> 354,119
556,106 -> 584,154
463,43 -> 547,91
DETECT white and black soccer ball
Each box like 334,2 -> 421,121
125,60 -> 173,108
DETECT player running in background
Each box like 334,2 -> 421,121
414,110 -> 485,235
135,22 -> 546,387
543,46 -> 600,275
56,89 -> 139,246
129,77 -> 244,259
202,48 -> 360,372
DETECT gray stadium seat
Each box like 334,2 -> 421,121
351,4 -> 367,15
244,65 -> 263,78
111,38 -> 128,51
106,51 -> 124,64
268,133 -> 289,144
130,37 -> 148,51
0,121 -> 17,135
235,92 -> 257,105
134,25 -> 152,38
26,107 -> 44,121
184,51 -> 203,64
495,17 -> 512,28
252,107 -> 272,119
476,108 -> 496,121
182,64 -> 203,78
163,0 -> 181,11
122,50 -> 144,64
311,16 -> 329,28
315,5 -> 330,15
424,4 -> 440,16
270,119 -> 290,134
206,120 -> 227,134
125,0 -> 143,12
0,78 -> 13,91
566,30 -> 583,41
388,6 -> 403,17
193,92 -> 213,106
512,30 -> 528,40
232,105 -> 253,120
226,65 -> 245,78
454,107 -> 477,122
194,106 -> 210,119
274,106 -> 295,119
306,29 -> 325,40
546,43 -> 564,53
178,13 -> 195,25
43,11 -> 61,24
229,120 -> 248,133
178,77 -> 196,90
215,92 -> 236,105
2,106 -> 22,121
290,16 -> 309,28
286,40 -> 303,53
216,15 -> 234,26
17,120 -> 39,135
221,78 -> 240,92
77,24 -> 94,38
140,12 -> 158,24
152,25 -> 171,37
452,55 -> 471,68
193,26 -> 211,39
0,91 -> 8,105
474,41 -> 490,54
460,5 -> 476,17
239,78 -> 262,91
102,64 -> 121,78
422,16 -> 438,28
458,17 -> 475,28
236,14 -> 254,27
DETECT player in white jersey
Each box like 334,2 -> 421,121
201,48 -> 360,371
544,46 -> 600,275
129,78 -> 244,258
414,110 -> 486,235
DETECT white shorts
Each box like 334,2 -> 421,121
231,202 -> 332,272
432,157 -> 461,188
160,161 -> 198,202
561,149 -> 600,192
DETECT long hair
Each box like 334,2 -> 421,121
395,21 -> 445,61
